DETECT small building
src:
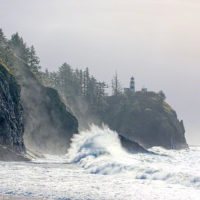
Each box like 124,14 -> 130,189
141,87 -> 147,92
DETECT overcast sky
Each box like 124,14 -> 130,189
1,0 -> 200,144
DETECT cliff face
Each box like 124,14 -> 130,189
13,59 -> 78,154
0,61 -> 25,154
101,91 -> 188,150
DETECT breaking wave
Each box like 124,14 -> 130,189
66,124 -> 133,174
66,125 -> 200,189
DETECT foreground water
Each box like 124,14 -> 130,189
0,125 -> 200,200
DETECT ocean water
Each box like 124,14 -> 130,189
0,125 -> 200,200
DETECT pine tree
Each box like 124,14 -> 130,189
85,67 -> 90,97
112,72 -> 122,96
9,33 -> 29,62
28,45 -> 40,73
0,29 -> 6,46
82,68 -> 87,96
0,29 -> 15,69
158,90 -> 166,101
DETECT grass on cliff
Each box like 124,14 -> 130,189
0,58 -> 11,73
163,102 -> 174,113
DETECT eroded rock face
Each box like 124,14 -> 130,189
0,62 -> 25,153
13,59 -> 78,154
101,91 -> 188,150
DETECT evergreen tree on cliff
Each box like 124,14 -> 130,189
112,72 -> 122,96
27,45 -> 41,74
0,29 -> 14,69
9,33 -> 29,62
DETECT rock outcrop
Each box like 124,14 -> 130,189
119,135 -> 148,153
0,145 -> 29,161
0,61 -> 27,160
101,91 -> 188,150
13,59 -> 78,154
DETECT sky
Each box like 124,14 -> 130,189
0,0 -> 200,144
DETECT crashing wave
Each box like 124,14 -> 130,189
65,125 -> 200,189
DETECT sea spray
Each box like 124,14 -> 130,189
65,125 -> 200,189
65,124 -> 135,174
0,134 -> 200,199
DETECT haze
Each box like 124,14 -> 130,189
0,0 -> 199,145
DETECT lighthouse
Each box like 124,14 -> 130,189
130,76 -> 135,92
124,76 -> 136,94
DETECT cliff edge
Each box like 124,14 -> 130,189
0,61 -> 28,160
101,91 -> 188,150
13,59 -> 78,154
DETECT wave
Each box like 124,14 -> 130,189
66,124 -> 134,174
65,125 -> 200,189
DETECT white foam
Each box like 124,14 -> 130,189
0,125 -> 200,199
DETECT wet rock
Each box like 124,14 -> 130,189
0,61 -> 25,155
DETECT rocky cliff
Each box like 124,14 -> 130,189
12,59 -> 78,154
0,60 -> 27,160
101,91 -> 188,150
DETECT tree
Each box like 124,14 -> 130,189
82,67 -> 89,96
0,29 -> 15,70
27,45 -> 40,73
111,72 -> 122,96
9,33 -> 29,62
74,69 -> 83,95
0,29 -> 6,46
158,90 -> 166,101
57,63 -> 75,98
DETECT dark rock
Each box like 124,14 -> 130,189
13,59 -> 78,154
101,91 -> 188,150
0,145 -> 29,161
119,134 -> 148,153
0,61 -> 25,155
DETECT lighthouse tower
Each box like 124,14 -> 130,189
130,76 -> 135,92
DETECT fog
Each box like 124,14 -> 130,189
0,0 -> 200,144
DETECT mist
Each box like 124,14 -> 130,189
0,0 -> 200,144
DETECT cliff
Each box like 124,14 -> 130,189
13,59 -> 78,154
0,61 -> 28,160
100,91 -> 188,150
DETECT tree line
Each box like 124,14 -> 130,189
0,29 -> 124,114
0,29 -> 167,126
0,30 -> 40,74
0,29 -> 166,102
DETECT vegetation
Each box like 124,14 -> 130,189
0,28 -> 188,150
0,28 -> 167,126
42,64 -> 108,114
0,29 -> 40,75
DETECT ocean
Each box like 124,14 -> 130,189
0,125 -> 199,200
